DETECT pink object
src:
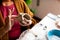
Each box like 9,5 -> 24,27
0,4 -> 21,39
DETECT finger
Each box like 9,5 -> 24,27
11,15 -> 18,18
24,19 -> 29,23
22,21 -> 27,25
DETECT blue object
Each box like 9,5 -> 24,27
47,29 -> 60,40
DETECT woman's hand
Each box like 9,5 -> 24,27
17,13 -> 32,26
5,15 -> 18,31
9,15 -> 18,30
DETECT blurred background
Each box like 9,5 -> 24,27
26,0 -> 60,19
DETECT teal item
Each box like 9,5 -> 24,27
47,29 -> 60,40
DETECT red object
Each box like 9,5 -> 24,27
0,4 -> 21,39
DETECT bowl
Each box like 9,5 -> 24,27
47,30 -> 60,40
